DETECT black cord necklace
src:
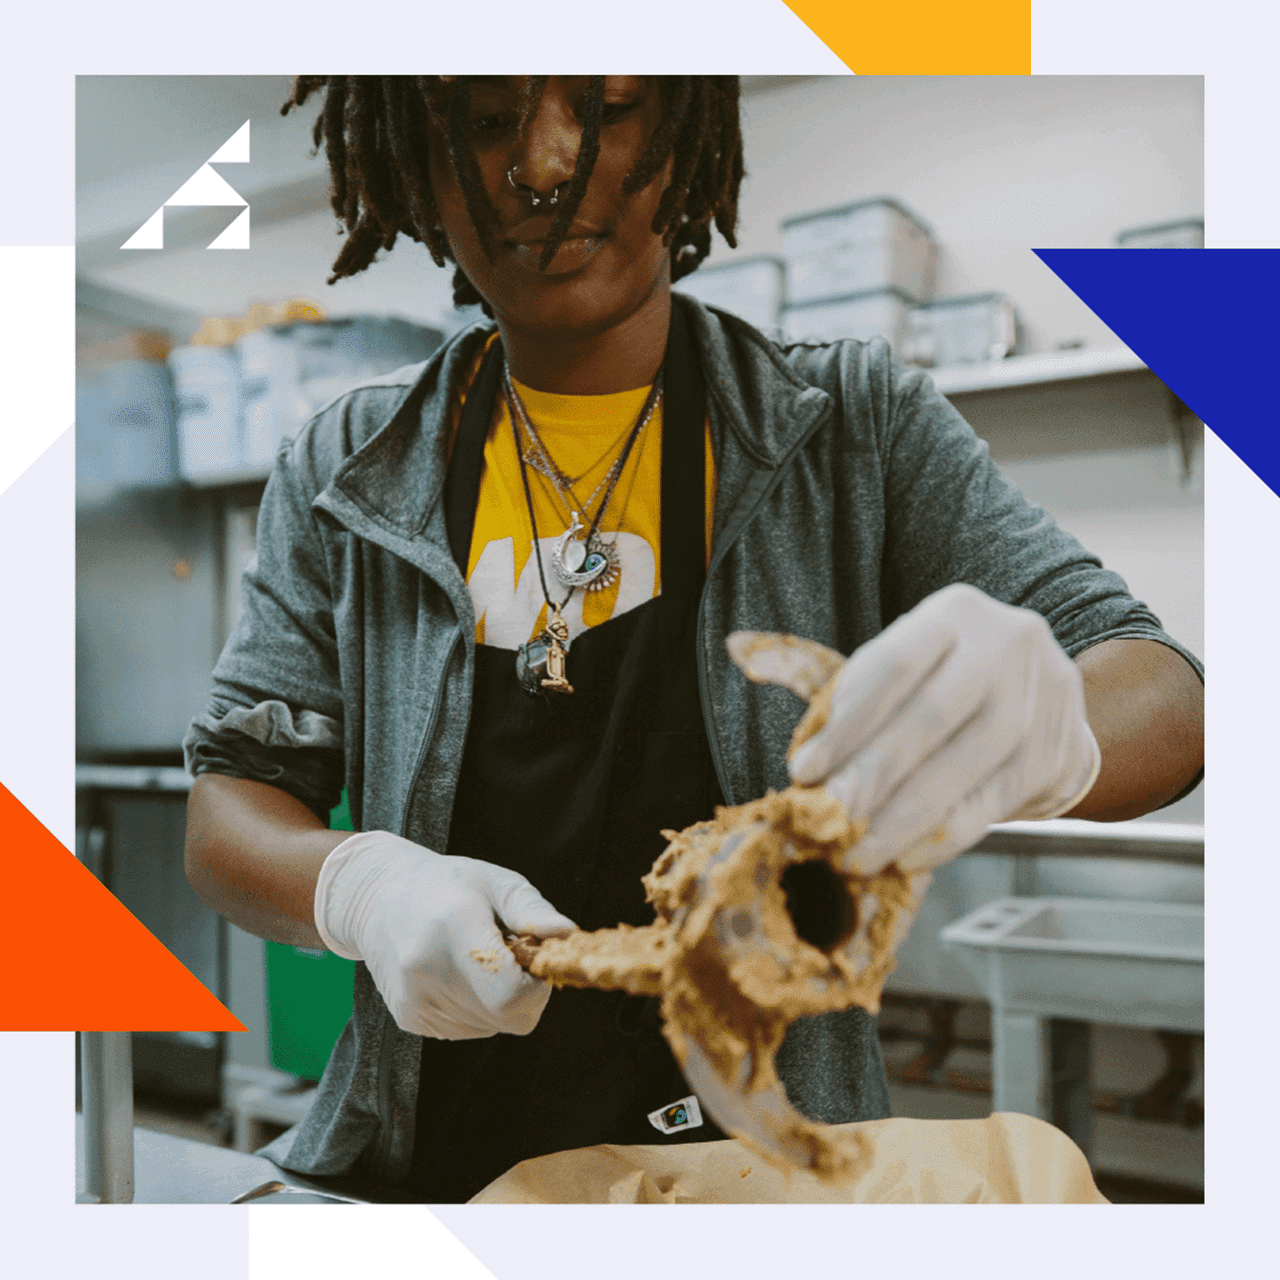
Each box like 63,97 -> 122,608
506,370 -> 662,594
506,369 -> 662,697
512,410 -> 575,695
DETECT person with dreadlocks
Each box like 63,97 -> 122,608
184,76 -> 1203,1201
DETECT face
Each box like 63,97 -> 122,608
426,76 -> 674,339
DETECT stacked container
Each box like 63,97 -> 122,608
168,344 -> 243,482
780,198 -> 937,349
239,317 -> 442,471
170,315 -> 443,482
76,358 -> 177,495
901,293 -> 1021,368
674,255 -> 785,333
1116,218 -> 1204,249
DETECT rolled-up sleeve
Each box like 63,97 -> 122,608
183,435 -> 346,821
869,348 -> 1202,805
877,351 -> 1204,686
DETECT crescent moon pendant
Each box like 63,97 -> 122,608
553,525 -> 613,588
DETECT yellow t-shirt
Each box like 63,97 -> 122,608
462,357 -> 717,649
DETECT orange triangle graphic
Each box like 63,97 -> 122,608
782,0 -> 1032,74
0,782 -> 245,1031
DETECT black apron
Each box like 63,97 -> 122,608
410,305 -> 728,1202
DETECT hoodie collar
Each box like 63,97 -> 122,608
678,293 -> 832,471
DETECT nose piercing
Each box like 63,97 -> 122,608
507,166 -> 562,208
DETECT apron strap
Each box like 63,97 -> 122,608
445,335 -> 506,576
659,298 -> 708,614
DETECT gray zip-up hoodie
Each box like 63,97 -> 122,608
186,295 -> 1202,1187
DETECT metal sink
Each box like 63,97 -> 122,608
941,896 -> 1203,1031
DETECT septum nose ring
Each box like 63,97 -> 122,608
507,166 -> 561,208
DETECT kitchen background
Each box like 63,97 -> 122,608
74,75 -> 1204,1202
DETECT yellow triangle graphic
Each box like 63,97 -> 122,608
781,0 -> 1031,74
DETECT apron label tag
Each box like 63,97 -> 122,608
647,1095 -> 703,1135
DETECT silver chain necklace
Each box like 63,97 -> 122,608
504,366 -> 649,516
502,366 -> 663,592
519,406 -> 637,491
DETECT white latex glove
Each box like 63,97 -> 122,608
788,583 -> 1101,876
314,831 -> 578,1039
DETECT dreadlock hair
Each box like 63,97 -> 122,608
281,76 -> 744,315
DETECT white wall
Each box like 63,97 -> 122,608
992,434 -> 1205,823
84,75 -> 1204,347
1005,447 -> 1203,639
952,370 -> 1204,662
729,75 -> 1204,353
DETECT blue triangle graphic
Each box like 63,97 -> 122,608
1035,248 -> 1280,498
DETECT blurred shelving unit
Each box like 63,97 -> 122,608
931,346 -> 1201,488
927,345 -> 1146,395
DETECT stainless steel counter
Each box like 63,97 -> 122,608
75,1115 -> 366,1205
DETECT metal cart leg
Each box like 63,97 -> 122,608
991,1009 -> 1049,1120
1050,1018 -> 1093,1157
80,1031 -> 135,1204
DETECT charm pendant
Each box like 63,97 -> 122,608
515,606 -> 574,696
552,514 -> 611,588
582,537 -> 620,593
514,633 -> 550,696
540,608 -> 574,693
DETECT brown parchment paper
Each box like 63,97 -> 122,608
468,1113 -> 1108,1204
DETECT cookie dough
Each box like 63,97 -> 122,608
507,632 -> 928,1180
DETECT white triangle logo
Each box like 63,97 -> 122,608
121,121 -> 252,250
166,163 -> 248,208
208,206 -> 250,250
208,119 -> 250,165
120,206 -> 165,251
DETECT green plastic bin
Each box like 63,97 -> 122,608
264,791 -> 356,1080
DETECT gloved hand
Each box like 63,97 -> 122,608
788,583 -> 1101,875
314,831 -> 578,1039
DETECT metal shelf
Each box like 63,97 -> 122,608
925,346 -> 1201,485
75,764 -> 193,792
975,818 -> 1203,864
184,466 -> 273,489
927,346 -> 1148,396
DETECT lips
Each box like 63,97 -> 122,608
503,219 -> 607,275
504,216 -> 605,246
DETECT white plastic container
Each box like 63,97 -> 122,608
242,321 -> 359,461
782,196 -> 934,257
292,317 -> 440,414
902,292 -> 1019,368
237,317 -> 443,468
237,327 -> 303,470
168,344 -> 243,480
674,256 -> 785,333
941,897 -> 1203,1032
782,198 -> 936,304
1116,218 -> 1204,249
786,241 -> 935,308
76,359 -> 176,493
781,288 -> 913,350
